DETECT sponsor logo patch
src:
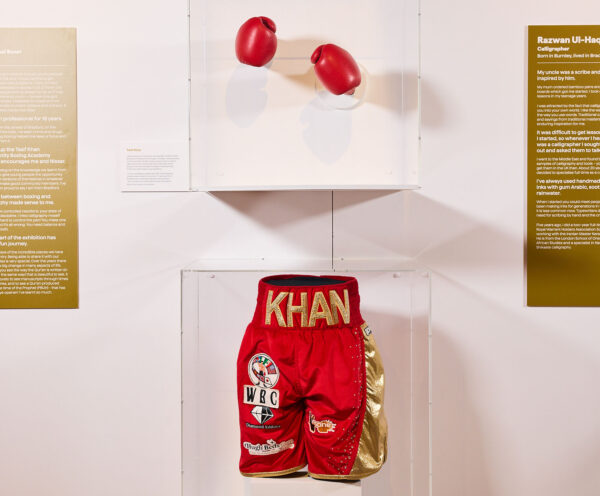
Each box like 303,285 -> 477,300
244,385 -> 279,408
308,411 -> 336,434
248,353 -> 279,388
251,405 -> 274,424
243,438 -> 294,456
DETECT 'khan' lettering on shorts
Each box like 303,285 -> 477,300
265,289 -> 351,327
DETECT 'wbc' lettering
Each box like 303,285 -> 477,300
244,385 -> 280,409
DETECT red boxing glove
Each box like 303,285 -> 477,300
235,17 -> 277,67
311,44 -> 361,95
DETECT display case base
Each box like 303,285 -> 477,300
244,473 -> 362,496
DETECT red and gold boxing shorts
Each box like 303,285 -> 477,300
237,275 -> 387,480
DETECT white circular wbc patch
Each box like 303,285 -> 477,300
248,353 -> 279,388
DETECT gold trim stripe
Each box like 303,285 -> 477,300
348,322 -> 388,478
309,464 -> 384,481
240,464 -> 306,478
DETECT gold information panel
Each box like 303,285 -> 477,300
0,29 -> 77,308
528,26 -> 600,306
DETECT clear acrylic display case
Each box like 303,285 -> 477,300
181,261 -> 431,496
189,0 -> 421,191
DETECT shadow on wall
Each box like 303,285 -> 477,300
272,38 -> 439,122
420,77 -> 447,128
202,188 -> 527,273
333,189 -> 579,293
269,61 -> 425,119
431,327 -> 492,496
210,190 -> 333,229
299,97 -> 353,164
198,33 -> 445,134
223,65 -> 443,165
359,308 -> 432,496
206,36 -> 443,167
214,35 -> 437,115
343,301 -> 495,496
430,276 -> 600,496
225,65 -> 269,127
202,183 -> 538,286
332,190 -> 518,269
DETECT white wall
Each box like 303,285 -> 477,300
421,2 -> 600,495
1,1 -> 600,496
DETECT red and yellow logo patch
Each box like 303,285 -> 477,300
308,411 -> 336,434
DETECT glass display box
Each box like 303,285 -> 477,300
189,0 -> 421,191
181,261 -> 431,496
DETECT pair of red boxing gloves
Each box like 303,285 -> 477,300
235,17 -> 361,96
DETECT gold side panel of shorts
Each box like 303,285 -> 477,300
349,323 -> 388,478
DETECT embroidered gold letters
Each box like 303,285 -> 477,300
308,291 -> 335,326
287,292 -> 308,327
266,290 -> 351,327
265,290 -> 288,326
329,289 -> 350,324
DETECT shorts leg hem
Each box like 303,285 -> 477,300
241,464 -> 306,478
308,465 -> 383,481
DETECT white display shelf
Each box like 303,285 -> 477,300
189,0 -> 420,191
245,474 -> 362,495
200,184 -> 421,192
181,261 -> 431,496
